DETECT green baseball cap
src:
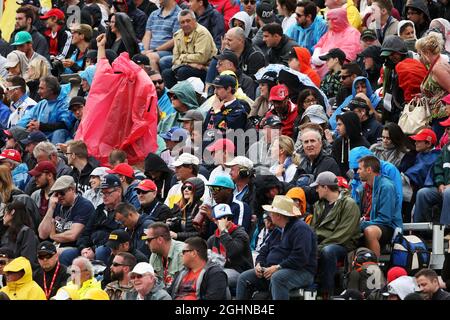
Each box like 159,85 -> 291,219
12,31 -> 32,46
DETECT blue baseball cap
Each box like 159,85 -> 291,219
213,203 -> 233,219
159,127 -> 188,142
20,131 -> 47,145
207,175 -> 235,189
101,174 -> 121,189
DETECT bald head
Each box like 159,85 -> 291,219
224,27 -> 246,53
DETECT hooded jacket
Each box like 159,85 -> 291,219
405,149 -> 440,189
17,83 -> 73,132
293,47 -> 321,87
348,146 -> 403,208
209,0 -> 240,30
397,20 -> 417,52
359,45 -> 383,90
311,191 -> 360,251
229,11 -> 252,38
158,81 -> 199,134
197,3 -> 225,48
170,260 -> 228,300
330,76 -> 381,130
0,257 -> 46,300
286,15 -> 328,54
266,35 -> 298,66
332,111 -> 370,177
144,153 -> 174,202
113,0 -> 147,40
404,0 -> 430,38
0,224 -> 39,270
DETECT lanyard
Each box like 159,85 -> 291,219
43,261 -> 60,299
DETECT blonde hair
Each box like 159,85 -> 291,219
27,58 -> 49,81
273,135 -> 300,165
0,165 -> 15,203
415,31 -> 444,55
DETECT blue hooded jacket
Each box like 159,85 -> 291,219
329,76 -> 381,130
17,83 -> 73,130
286,15 -> 328,54
405,149 -> 440,188
348,146 -> 403,210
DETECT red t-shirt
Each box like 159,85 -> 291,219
174,269 -> 202,300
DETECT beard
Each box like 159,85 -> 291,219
110,269 -> 124,282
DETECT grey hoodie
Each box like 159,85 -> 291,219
229,11 -> 252,38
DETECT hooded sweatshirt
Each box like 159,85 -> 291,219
332,111 -> 370,177
293,47 -> 321,87
157,81 -> 199,134
229,11 -> 252,38
286,15 -> 328,54
0,257 -> 46,300
144,153 -> 175,202
404,0 -> 430,38
113,0 -> 147,40
330,76 -> 381,130
430,18 -> 450,53
397,20 -> 417,52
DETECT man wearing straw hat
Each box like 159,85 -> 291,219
235,195 -> 317,300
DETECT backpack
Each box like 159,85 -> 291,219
390,234 -> 430,274
345,247 -> 386,297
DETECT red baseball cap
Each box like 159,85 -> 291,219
206,138 -> 235,153
442,93 -> 450,105
107,163 -> 135,179
440,116 -> 450,127
337,176 -> 349,189
269,84 -> 289,102
29,161 -> 57,177
410,128 -> 437,145
0,149 -> 21,162
135,179 -> 157,192
40,8 -> 65,20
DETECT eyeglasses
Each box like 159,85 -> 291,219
38,253 -> 55,260
209,186 -> 224,193
340,74 -> 351,80
136,189 -> 153,195
111,262 -> 129,267
6,86 -> 21,91
181,185 -> 193,192
243,0 -> 256,4
101,189 -> 119,197
152,79 -> 164,85
145,236 -> 159,244
182,249 -> 194,255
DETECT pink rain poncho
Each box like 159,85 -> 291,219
75,52 -> 158,166
312,8 -> 362,78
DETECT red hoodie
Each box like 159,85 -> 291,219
294,47 -> 321,87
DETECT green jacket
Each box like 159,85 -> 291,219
150,239 -> 185,288
434,143 -> 450,187
157,81 -> 199,134
311,192 -> 360,251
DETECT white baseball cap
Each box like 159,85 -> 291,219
130,262 -> 154,276
224,156 -> 253,170
173,153 -> 200,167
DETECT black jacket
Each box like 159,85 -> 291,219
137,0 -> 157,16
267,35 -> 298,66
72,159 -> 98,194
139,199 -> 172,222
432,289 -> 450,300
113,0 -> 147,40
361,114 -> 383,145
332,111 -> 370,177
170,261 -> 228,300
196,4 -> 225,49
206,225 -> 253,273
240,39 -> 266,79
33,263 -> 69,298
77,203 -> 122,249
144,153 -> 175,202
10,26 -> 50,61
170,202 -> 202,241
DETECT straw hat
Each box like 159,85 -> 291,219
262,195 -> 300,217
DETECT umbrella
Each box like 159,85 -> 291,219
255,64 -> 329,111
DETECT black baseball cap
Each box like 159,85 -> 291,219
319,48 -> 346,64
105,229 -> 130,249
37,241 -> 57,255
256,71 -> 278,85
101,174 -> 121,189
256,1 -> 276,24
69,96 -> 86,110
360,29 -> 377,41
263,115 -> 282,128
132,53 -> 150,66
211,75 -> 237,89
215,49 -> 239,68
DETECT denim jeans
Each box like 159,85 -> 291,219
162,65 -> 206,89
94,245 -> 112,265
236,267 -> 315,300
159,54 -> 173,73
318,244 -> 348,294
414,187 -> 450,225
59,248 -> 80,266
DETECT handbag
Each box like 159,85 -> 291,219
398,95 -> 431,135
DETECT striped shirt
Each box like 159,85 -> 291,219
146,5 -> 181,50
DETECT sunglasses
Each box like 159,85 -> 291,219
136,189 -> 153,195
181,185 -> 193,192
130,274 -> 144,280
209,186 -> 224,193
38,253 -> 55,260
111,262 -> 129,267
243,0 -> 256,4
145,236 -> 159,244
152,79 -> 164,85
6,86 -> 21,91
182,249 -> 193,255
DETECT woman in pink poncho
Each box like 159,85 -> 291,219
311,7 -> 362,78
